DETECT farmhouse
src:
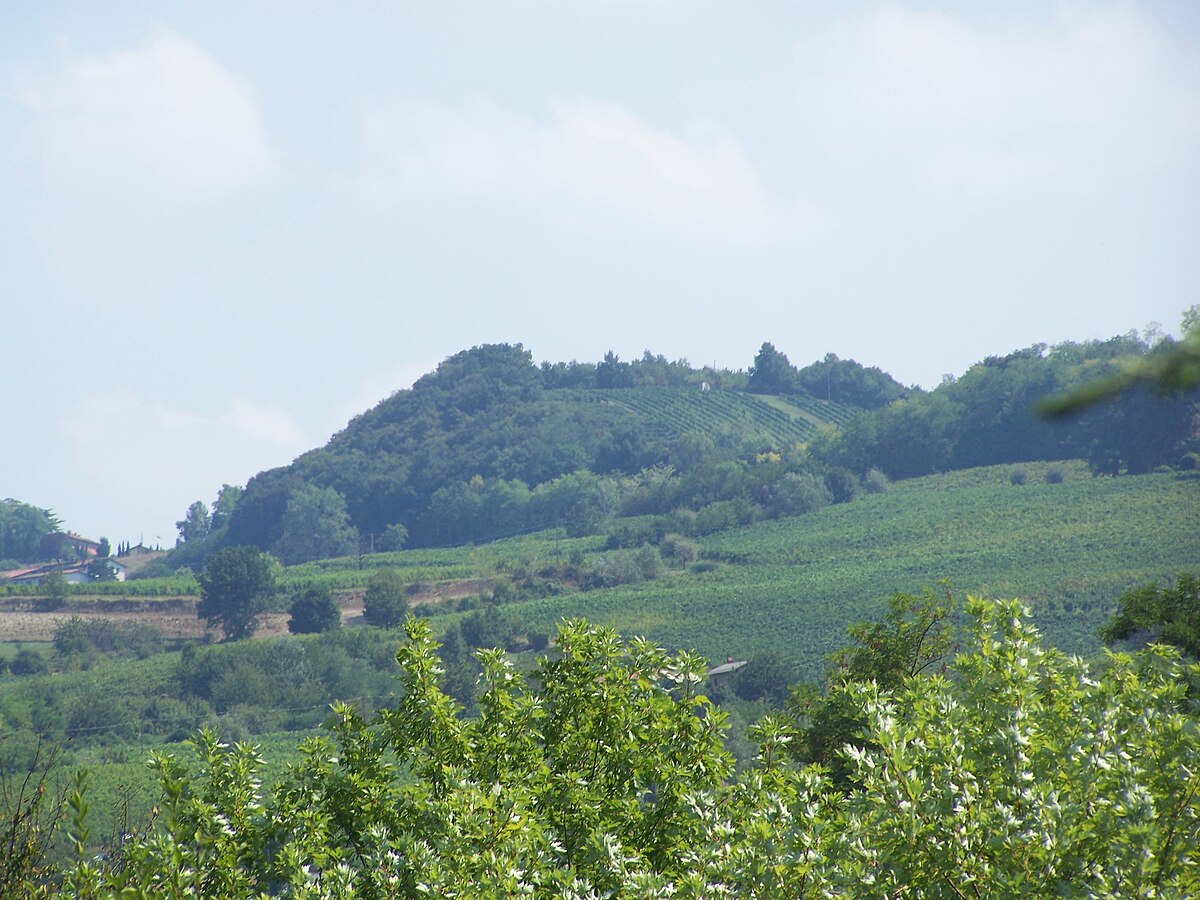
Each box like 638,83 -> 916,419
1,558 -> 127,585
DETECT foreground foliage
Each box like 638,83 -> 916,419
42,599 -> 1200,898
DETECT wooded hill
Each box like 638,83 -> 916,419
168,330 -> 1196,569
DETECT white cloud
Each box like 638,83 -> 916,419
359,100 -> 817,245
18,29 -> 278,204
59,393 -> 310,539
794,4 -> 1200,194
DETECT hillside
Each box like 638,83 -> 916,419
183,344 -> 880,562
161,329 -> 1196,575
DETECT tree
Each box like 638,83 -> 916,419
42,571 -> 69,608
376,523 -> 408,552
196,546 -> 276,641
0,499 -> 59,562
272,485 -> 358,565
362,568 -> 408,628
175,501 -> 211,545
85,557 -> 117,582
1101,573 -> 1199,658
595,350 -> 635,388
787,585 -> 955,786
209,484 -> 244,531
96,537 -> 111,559
747,341 -> 797,394
287,585 -> 342,634
1040,304 -> 1200,414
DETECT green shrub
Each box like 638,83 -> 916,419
862,466 -> 890,494
10,649 -> 48,676
658,532 -> 698,567
288,585 -> 342,634
362,569 -> 408,628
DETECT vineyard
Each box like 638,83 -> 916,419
570,386 -> 860,447
499,462 -> 1200,679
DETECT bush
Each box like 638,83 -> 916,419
634,544 -> 663,580
603,517 -> 664,550
767,472 -> 833,518
658,533 -> 698,567
10,649 -> 48,676
288,585 -> 342,634
862,467 -> 890,494
1010,466 -> 1028,486
1045,465 -> 1065,484
53,616 -> 164,661
823,466 -> 859,504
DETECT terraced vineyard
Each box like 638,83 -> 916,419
572,387 -> 860,447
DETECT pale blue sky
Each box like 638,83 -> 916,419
3,1 -> 1198,546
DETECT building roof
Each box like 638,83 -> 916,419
706,659 -> 748,677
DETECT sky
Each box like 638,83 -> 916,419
2,1 -> 1198,547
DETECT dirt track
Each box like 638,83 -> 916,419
0,579 -> 491,643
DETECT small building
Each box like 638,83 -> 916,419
2,558 -> 126,586
706,658 -> 748,681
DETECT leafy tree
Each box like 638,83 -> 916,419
95,537 -> 110,559
0,499 -> 59,562
196,546 -> 276,641
747,341 -> 797,394
731,650 -> 796,705
85,557 -> 117,582
1101,573 -> 1200,658
50,603 -> 1200,897
272,485 -> 358,565
209,484 -> 244,531
176,500 -> 212,545
362,567 -> 407,628
766,472 -> 832,518
787,586 -> 955,786
287,585 -> 342,634
376,523 -> 408,552
823,466 -> 858,504
595,350 -> 635,388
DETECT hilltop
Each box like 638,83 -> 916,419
164,329 -> 1195,571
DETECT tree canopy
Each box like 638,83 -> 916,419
196,546 -> 276,641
